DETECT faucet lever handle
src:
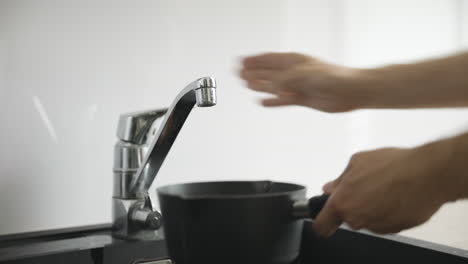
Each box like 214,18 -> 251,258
117,109 -> 167,144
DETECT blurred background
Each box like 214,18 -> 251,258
2,0 -> 468,249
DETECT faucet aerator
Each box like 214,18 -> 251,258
195,87 -> 217,107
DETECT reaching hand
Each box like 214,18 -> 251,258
240,52 -> 370,113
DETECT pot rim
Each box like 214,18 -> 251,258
156,180 -> 306,200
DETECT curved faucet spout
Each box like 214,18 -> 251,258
129,77 -> 217,197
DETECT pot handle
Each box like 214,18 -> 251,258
292,194 -> 330,219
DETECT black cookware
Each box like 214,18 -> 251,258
157,181 -> 329,264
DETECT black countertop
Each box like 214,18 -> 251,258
1,222 -> 468,264
301,222 -> 468,263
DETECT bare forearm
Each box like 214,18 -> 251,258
360,52 -> 468,109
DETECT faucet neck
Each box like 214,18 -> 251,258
128,77 -> 217,198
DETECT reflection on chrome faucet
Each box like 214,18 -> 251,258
112,77 -> 217,240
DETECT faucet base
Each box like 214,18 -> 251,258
112,198 -> 163,240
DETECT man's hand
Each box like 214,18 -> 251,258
240,51 -> 468,110
314,143 -> 457,237
239,52 -> 370,113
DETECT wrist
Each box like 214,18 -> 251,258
414,136 -> 467,203
444,134 -> 468,201
350,64 -> 425,110
345,67 -> 394,110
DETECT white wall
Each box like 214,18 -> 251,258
1,0 -> 468,250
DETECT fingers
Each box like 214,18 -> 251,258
247,80 -> 275,93
241,69 -> 277,94
240,53 -> 311,97
314,196 -> 343,237
240,69 -> 277,82
242,52 -> 309,70
241,67 -> 303,95
316,160 -> 355,236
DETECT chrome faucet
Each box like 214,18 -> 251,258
112,77 -> 217,239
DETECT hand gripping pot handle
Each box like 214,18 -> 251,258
292,194 -> 330,219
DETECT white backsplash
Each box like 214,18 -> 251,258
1,0 -> 468,250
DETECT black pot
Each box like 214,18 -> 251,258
157,181 -> 329,264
